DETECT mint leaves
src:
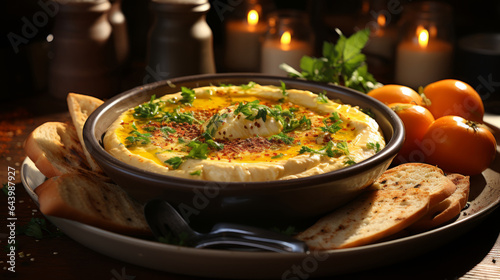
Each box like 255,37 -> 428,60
281,28 -> 381,93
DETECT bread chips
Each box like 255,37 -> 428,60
24,93 -> 150,235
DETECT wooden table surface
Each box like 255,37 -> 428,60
1,95 -> 500,280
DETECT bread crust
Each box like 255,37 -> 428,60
296,188 -> 430,250
24,122 -> 91,178
372,162 -> 456,208
67,93 -> 104,173
408,173 -> 470,232
35,173 -> 150,236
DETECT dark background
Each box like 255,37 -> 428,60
1,0 -> 499,103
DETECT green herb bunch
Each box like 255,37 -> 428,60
280,28 -> 382,93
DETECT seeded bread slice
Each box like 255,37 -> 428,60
295,188 -> 430,250
372,163 -> 456,208
35,173 -> 150,236
408,173 -> 470,232
67,93 -> 104,173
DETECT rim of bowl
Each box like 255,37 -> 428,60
84,73 -> 404,191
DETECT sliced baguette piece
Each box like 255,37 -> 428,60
295,188 -> 430,250
35,172 -> 150,236
408,173 -> 470,232
67,93 -> 104,173
372,163 -> 456,208
24,122 -> 91,178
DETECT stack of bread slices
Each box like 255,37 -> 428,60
24,93 -> 150,236
23,93 -> 470,247
295,163 -> 470,249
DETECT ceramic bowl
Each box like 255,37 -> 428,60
83,73 -> 404,226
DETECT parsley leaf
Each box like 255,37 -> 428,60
126,122 -> 152,146
280,28 -> 382,93
165,156 -> 184,169
268,132 -> 294,144
180,87 -> 196,105
160,126 -> 176,137
321,112 -> 343,134
317,91 -> 329,104
271,153 -> 284,159
367,142 -> 381,153
204,113 -> 227,138
17,218 -> 63,239
280,80 -> 288,96
299,141 -> 350,158
282,115 -> 311,133
186,141 -> 209,160
189,170 -> 202,176
241,81 -> 256,90
163,108 -> 201,125
133,95 -> 163,119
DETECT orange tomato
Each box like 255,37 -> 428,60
368,85 -> 424,106
389,103 -> 435,164
423,79 -> 484,122
421,116 -> 496,175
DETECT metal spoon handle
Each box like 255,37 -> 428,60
144,199 -> 198,240
207,223 -> 308,253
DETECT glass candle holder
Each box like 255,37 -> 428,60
260,10 -> 314,76
223,0 -> 271,72
395,1 -> 454,89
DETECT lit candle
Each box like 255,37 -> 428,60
261,31 -> 312,76
395,26 -> 453,89
224,9 -> 266,72
363,14 -> 397,59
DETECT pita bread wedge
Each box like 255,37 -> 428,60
67,92 -> 104,172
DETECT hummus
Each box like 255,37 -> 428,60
104,82 -> 385,182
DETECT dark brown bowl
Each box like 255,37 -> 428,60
83,73 -> 404,227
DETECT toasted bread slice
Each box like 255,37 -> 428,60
24,122 -> 91,178
372,163 -> 456,208
67,93 -> 104,173
35,173 -> 150,236
295,188 -> 430,250
408,173 -> 470,232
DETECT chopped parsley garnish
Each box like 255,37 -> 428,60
361,108 -> 375,119
180,86 -> 196,105
165,141 -> 210,169
317,91 -> 329,104
206,139 -> 224,150
280,80 -> 288,96
271,153 -> 284,159
344,157 -> 356,166
133,95 -> 163,119
367,142 -> 381,152
189,170 -> 202,176
321,112 -> 343,134
299,140 -> 350,158
268,132 -> 294,144
126,122 -> 152,146
165,157 -> 184,169
240,81 -> 256,90
163,108 -> 201,125
17,217 -> 63,239
282,115 -> 311,133
186,141 -> 209,160
204,113 -> 228,138
160,126 -> 176,137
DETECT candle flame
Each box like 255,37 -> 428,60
281,31 -> 291,46
418,28 -> 429,48
377,14 -> 386,27
247,10 -> 259,26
